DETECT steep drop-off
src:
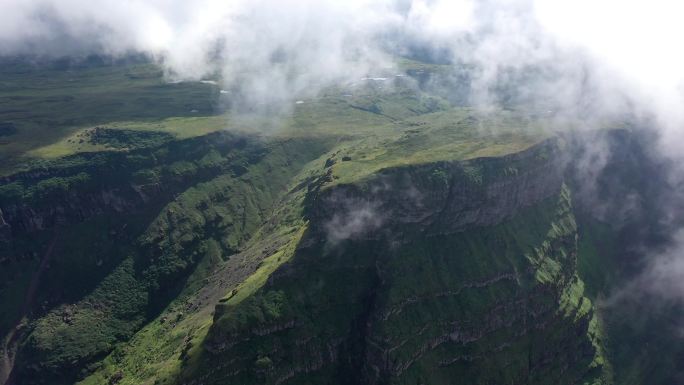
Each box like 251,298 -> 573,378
0,131 -> 335,385
180,138 -> 609,385
0,123 -> 622,385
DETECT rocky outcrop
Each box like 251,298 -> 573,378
0,184 -> 161,237
308,138 -> 564,242
2,186 -> 151,234
0,132 -> 265,241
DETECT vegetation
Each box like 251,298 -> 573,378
0,56 -> 666,385
180,182 -> 609,385
0,59 -> 221,174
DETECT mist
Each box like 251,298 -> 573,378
3,0 -> 684,311
3,1 -> 683,128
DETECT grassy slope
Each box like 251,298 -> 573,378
326,108 -> 549,185
76,142 -> 329,385
0,58 -> 552,175
0,61 -> 220,174
3,133 -> 336,385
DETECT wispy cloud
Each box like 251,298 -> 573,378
2,1 -> 684,132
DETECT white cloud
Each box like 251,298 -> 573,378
535,0 -> 684,154
406,0 -> 476,37
0,0 -> 682,156
0,0 -> 683,142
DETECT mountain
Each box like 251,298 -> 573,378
0,58 -> 680,385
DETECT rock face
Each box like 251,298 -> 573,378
0,184 -> 156,236
0,209 -> 10,242
0,132 -> 259,239
308,138 -> 564,241
186,139 -> 608,385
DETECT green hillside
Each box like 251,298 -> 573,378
0,59 -> 675,385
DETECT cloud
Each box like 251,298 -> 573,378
0,0 -> 403,113
534,0 -> 684,154
604,230 -> 684,310
1,0 -> 684,132
324,198 -> 384,244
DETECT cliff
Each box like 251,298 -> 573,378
0,133 -> 334,385
0,132 -> 263,238
307,137 -> 564,240
183,138 -> 608,385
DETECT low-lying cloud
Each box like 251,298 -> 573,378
324,199 -> 384,244
3,0 -> 684,132
603,230 -> 684,311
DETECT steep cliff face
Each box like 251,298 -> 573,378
0,133 -> 264,237
183,139 -> 608,385
308,138 -> 563,240
0,132 -> 264,337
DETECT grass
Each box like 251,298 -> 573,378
325,108 -> 550,185
0,60 -> 221,174
220,226 -> 306,308
0,55 -> 555,178
27,115 -> 231,160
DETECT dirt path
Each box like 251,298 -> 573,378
0,231 -> 58,385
